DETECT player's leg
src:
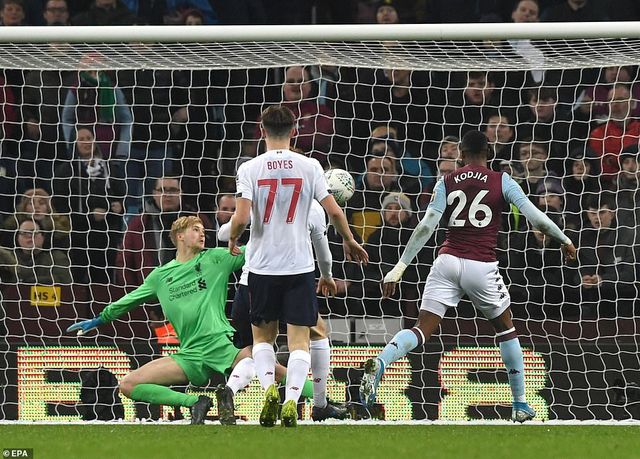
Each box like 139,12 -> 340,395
359,308 -> 443,408
248,273 -> 281,391
237,285 -> 312,397
489,308 -> 536,422
279,271 -> 319,427
309,318 -> 330,408
461,258 -> 535,422
226,346 -> 255,396
248,271 -> 282,427
360,254 -> 462,408
309,317 -> 348,421
210,343 -> 255,425
251,322 -> 279,387
281,323 -> 311,427
249,322 -> 280,427
119,356 -> 212,424
274,360 -> 315,400
227,285 -> 260,399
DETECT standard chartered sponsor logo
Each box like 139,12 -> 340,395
168,280 -> 198,301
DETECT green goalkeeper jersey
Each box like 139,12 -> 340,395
100,247 -> 245,350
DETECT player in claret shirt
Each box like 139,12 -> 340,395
359,131 -> 577,422
67,216 -> 254,425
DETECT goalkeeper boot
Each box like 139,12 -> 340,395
511,402 -> 536,423
280,399 -> 298,428
259,383 -> 280,427
311,399 -> 348,422
215,385 -> 236,425
190,395 -> 213,425
359,358 -> 383,409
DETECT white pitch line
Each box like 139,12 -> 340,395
0,420 -> 638,426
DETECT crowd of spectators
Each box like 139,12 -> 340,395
2,0 -> 640,27
0,0 -> 638,322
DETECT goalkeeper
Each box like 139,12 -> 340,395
67,216 -> 254,425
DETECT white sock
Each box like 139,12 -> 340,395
310,338 -> 330,408
226,357 -> 255,394
252,342 -> 276,390
284,349 -> 311,403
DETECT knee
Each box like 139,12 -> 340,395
119,375 -> 136,398
310,319 -> 327,341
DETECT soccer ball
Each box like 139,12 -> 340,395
324,168 -> 355,206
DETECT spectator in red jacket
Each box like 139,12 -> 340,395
0,75 -> 17,139
588,83 -> 640,181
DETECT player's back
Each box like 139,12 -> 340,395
439,164 -> 505,262
236,149 -> 329,275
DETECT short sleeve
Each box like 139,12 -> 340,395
308,203 -> 327,242
236,162 -> 253,201
312,160 -> 330,203
429,178 -> 447,214
501,172 -> 529,209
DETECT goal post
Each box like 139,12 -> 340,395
0,23 -> 639,422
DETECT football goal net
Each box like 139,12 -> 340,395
0,22 -> 639,422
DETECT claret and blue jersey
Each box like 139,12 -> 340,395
428,164 -> 567,262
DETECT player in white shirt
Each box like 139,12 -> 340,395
229,105 -> 367,427
218,199 -> 347,422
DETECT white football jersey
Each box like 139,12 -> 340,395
238,199 -> 329,285
236,149 -> 329,275
308,199 -> 328,243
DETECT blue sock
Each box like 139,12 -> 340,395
378,328 -> 424,369
499,336 -> 526,403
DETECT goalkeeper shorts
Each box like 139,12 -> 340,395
170,333 -> 240,387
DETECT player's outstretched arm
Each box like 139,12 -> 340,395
383,179 -> 446,298
229,197 -> 251,255
66,316 -> 104,336
311,222 -> 336,296
501,173 -> 576,263
319,194 -> 368,265
382,207 -> 443,298
67,273 -> 158,336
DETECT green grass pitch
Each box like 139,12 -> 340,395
1,424 -> 639,459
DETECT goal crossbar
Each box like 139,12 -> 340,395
1,23 -> 640,71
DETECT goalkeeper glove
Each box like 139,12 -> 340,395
383,261 -> 408,284
66,316 -> 104,336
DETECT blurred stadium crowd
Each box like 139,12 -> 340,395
0,0 -> 638,326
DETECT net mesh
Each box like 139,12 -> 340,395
0,39 -> 639,70
0,34 -> 639,422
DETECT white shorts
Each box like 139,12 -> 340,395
421,253 -> 510,320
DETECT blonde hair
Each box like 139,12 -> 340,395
16,188 -> 52,214
170,215 -> 203,246
5,188 -> 71,246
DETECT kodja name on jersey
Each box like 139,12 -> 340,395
454,171 -> 489,183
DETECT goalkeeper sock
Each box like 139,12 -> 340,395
281,375 -> 314,399
378,328 -> 425,368
284,350 -> 311,403
498,329 -> 526,403
252,342 -> 276,390
130,384 -> 198,407
310,338 -> 330,408
226,357 -> 255,394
